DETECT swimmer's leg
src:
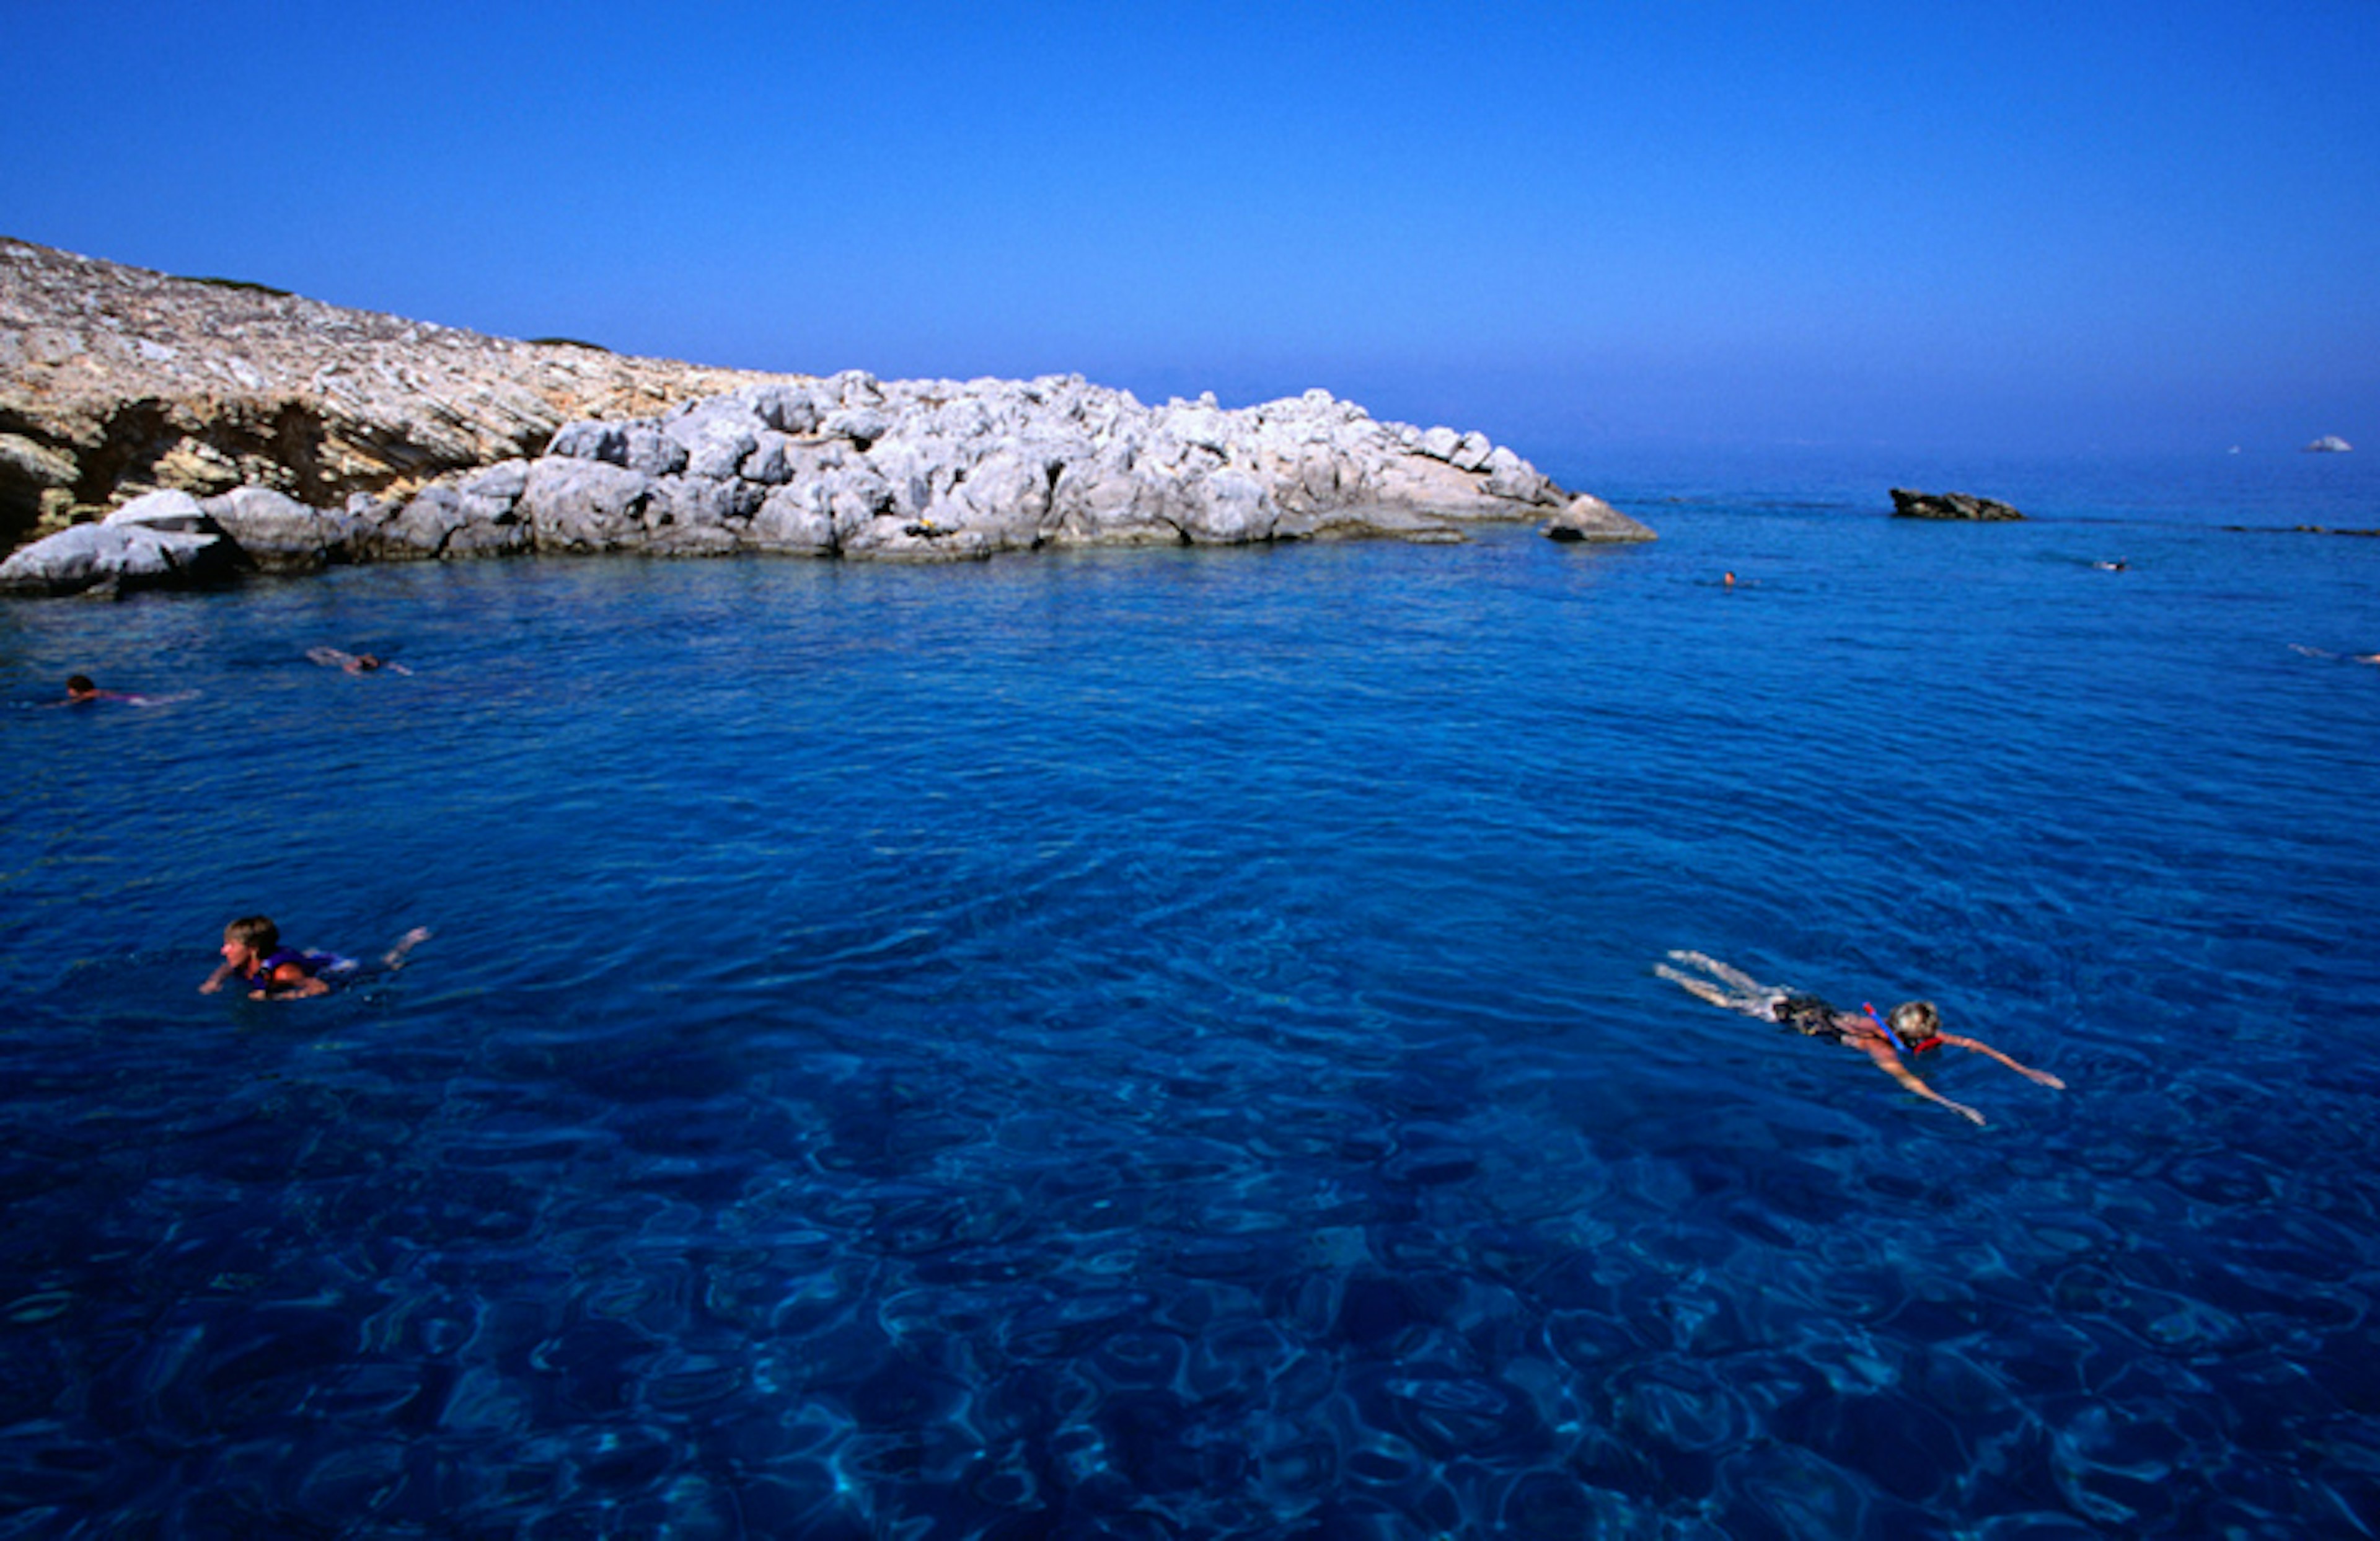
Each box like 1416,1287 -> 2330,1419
1657,963 -> 1763,1013
1667,950 -> 1768,994
1657,963 -> 1729,1007
382,926 -> 433,971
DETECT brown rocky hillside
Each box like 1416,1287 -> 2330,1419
0,237 -> 781,555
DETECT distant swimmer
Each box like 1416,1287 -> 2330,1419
1724,571 -> 1736,588
2289,645 -> 2380,666
52,673 -> 169,707
308,647 -> 412,676
2092,560 -> 2129,572
201,914 -> 433,1000
1656,949 -> 2065,1126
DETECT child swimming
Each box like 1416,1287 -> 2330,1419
200,915 -> 432,999
1657,949 -> 2065,1126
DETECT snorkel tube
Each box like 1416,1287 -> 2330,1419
1863,1001 -> 1912,1053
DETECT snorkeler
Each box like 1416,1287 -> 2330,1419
307,647 -> 412,675
201,915 -> 433,999
1656,949 -> 2065,1126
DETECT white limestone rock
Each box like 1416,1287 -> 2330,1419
203,486 -> 361,570
1540,493 -> 1657,544
518,459 -> 656,551
0,506 -> 244,594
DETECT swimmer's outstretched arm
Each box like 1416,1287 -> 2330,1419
198,960 -> 239,994
1859,1039 -> 1986,1126
1937,1033 -> 2065,1090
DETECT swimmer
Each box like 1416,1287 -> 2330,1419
1724,571 -> 1736,588
2092,560 -> 2128,572
307,646 -> 412,676
200,915 -> 433,1000
2290,645 -> 2380,666
1656,949 -> 2065,1126
55,674 -> 141,706
51,674 -> 178,707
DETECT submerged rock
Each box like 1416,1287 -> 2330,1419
1889,488 -> 2026,522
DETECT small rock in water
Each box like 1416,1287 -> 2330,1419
1889,488 -> 2025,521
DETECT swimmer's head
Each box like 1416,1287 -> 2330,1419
352,654 -> 381,672
1887,1000 -> 1941,1045
66,674 -> 97,700
222,915 -> 280,969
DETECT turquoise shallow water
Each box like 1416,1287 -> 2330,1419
3,448 -> 2378,1537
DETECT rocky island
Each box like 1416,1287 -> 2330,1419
1,238 -> 1649,596
1889,488 -> 2026,521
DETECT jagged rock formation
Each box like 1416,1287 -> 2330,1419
1889,488 -> 2025,522
0,236 -> 772,551
1,236 -> 1651,596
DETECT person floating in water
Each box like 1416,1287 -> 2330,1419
2290,645 -> 2380,666
307,647 -> 412,676
1656,949 -> 2065,1126
200,914 -> 433,999
56,674 -> 148,706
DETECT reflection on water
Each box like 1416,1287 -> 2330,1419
4,455 -> 2379,1535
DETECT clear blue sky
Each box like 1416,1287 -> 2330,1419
5,0 -> 2375,457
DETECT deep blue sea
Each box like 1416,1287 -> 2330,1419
4,446 -> 2378,1539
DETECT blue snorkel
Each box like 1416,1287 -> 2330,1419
1863,1001 -> 1912,1053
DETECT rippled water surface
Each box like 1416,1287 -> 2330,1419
4,449 -> 2378,1537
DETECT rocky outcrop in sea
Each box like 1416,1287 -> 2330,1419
1889,488 -> 2025,521
1,237 -> 1650,596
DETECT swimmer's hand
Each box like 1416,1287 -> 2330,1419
198,978 -> 223,994
2024,1069 -> 2066,1090
1953,1102 -> 1986,1127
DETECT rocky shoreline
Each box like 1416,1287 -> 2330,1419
1,238 -> 1650,596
